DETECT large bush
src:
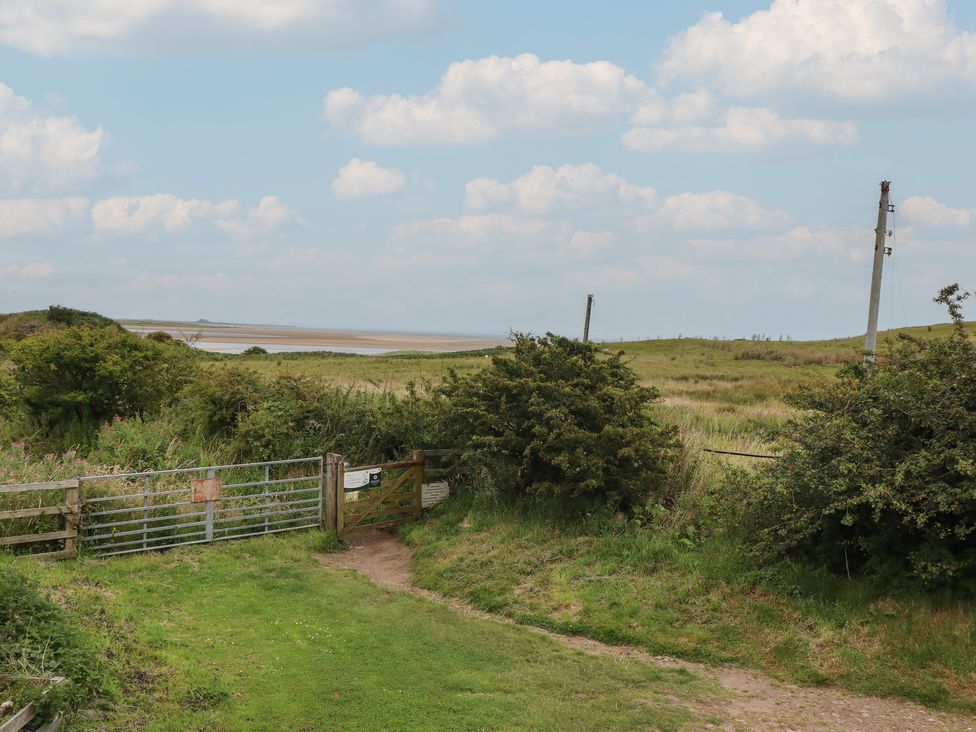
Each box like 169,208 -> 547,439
728,286 -> 976,589
440,333 -> 678,512
8,326 -> 197,445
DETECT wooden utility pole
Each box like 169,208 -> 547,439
864,181 -> 893,364
582,294 -> 594,343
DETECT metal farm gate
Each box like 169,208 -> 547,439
1,450 -> 458,559
78,457 -> 323,557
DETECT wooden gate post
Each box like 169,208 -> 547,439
324,453 -> 343,532
412,450 -> 425,518
336,459 -> 346,538
62,479 -> 80,558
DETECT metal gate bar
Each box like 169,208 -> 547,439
79,456 -> 323,557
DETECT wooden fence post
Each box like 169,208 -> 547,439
412,450 -> 425,518
62,478 -> 80,558
324,453 -> 342,532
335,459 -> 346,539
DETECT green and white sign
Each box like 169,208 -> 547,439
344,468 -> 382,492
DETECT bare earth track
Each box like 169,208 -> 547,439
318,530 -> 976,732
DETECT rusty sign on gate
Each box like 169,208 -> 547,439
192,476 -> 222,502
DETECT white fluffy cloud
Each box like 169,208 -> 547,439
0,197 -> 88,238
91,194 -> 300,239
901,195 -> 976,228
0,83 -> 109,191
395,213 -> 563,249
91,194 -> 234,234
325,52 -> 860,153
0,261 -> 55,281
466,163 -> 657,214
216,196 -> 303,240
331,158 -> 406,199
0,0 -> 444,57
658,0 -> 976,102
623,105 -> 857,153
464,163 -> 785,231
325,53 -> 649,146
642,191 -> 791,231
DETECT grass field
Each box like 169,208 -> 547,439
221,322 -> 963,470
4,319 -> 973,726
402,494 -> 976,714
3,533 -> 715,731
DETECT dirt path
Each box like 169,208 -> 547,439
317,530 -> 976,732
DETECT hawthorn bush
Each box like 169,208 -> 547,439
727,286 -> 976,589
8,326 -> 197,446
441,332 -> 678,513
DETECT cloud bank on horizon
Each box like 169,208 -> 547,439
0,0 -> 973,339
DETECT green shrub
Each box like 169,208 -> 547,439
144,330 -> 174,343
175,367 -> 266,439
232,374 -> 448,464
727,285 -> 976,589
45,305 -> 118,330
8,326 -> 197,447
175,369 -> 448,465
0,564 -> 105,719
240,345 -> 268,356
89,413 -> 225,472
440,333 -> 678,513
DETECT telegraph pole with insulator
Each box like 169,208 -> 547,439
864,180 -> 894,364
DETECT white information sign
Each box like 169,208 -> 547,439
344,468 -> 382,492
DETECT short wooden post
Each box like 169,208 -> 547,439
62,479 -> 80,558
335,460 -> 346,539
412,450 -> 425,518
324,453 -> 342,532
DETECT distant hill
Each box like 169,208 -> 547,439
0,306 -> 122,341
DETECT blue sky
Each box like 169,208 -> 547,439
1,0 -> 975,340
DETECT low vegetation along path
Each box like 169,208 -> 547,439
319,530 -> 975,732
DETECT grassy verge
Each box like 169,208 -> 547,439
3,532 -> 717,731
402,493 -> 976,713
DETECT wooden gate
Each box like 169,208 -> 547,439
332,451 -> 424,537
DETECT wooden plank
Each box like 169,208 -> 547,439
345,459 -> 419,473
342,468 -> 415,532
30,549 -> 77,560
346,496 -> 413,521
0,479 -> 78,495
420,448 -> 470,457
353,516 -> 413,531
345,504 -> 415,524
335,463 -> 345,538
0,530 -> 75,547
0,677 -> 65,732
0,506 -> 66,520
324,454 -> 341,532
36,712 -> 64,732
412,449 -> 424,518
0,702 -> 35,732
343,491 -> 413,511
63,479 -> 80,557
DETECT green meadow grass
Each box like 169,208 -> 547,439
402,494 -> 976,713
4,532 -> 715,731
222,322 -> 967,462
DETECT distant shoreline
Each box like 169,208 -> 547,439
120,319 -> 511,355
